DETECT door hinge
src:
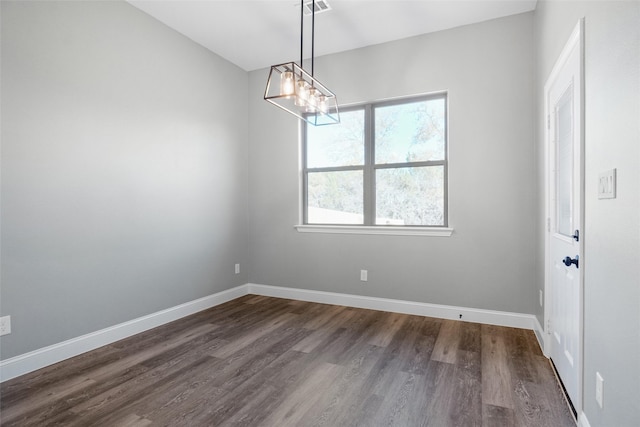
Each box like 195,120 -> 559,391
547,114 -> 550,130
546,318 -> 551,333
547,217 -> 551,232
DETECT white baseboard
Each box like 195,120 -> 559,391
1,283 -> 538,383
578,412 -> 591,427
247,283 -> 537,330
533,315 -> 548,356
0,285 -> 249,382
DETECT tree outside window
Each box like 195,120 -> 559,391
304,94 -> 447,227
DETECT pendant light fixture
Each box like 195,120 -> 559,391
264,0 -> 339,126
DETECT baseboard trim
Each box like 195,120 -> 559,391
247,283 -> 537,330
533,315 -> 547,356
1,283 -> 538,383
0,285 -> 249,383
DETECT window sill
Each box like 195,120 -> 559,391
294,225 -> 454,237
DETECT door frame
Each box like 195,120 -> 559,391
543,18 -> 585,415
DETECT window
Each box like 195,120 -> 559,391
303,93 -> 448,228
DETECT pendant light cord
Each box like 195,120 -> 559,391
299,0 -> 316,78
299,0 -> 303,69
311,0 -> 315,77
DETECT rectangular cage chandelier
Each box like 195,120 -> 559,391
264,0 -> 339,126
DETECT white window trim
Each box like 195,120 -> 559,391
302,93 -> 449,229
295,224 -> 453,237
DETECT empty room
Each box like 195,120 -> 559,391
0,0 -> 638,426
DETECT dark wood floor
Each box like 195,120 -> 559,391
1,295 -> 575,426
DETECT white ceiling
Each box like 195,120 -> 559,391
128,0 -> 537,71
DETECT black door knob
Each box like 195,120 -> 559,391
563,256 -> 579,268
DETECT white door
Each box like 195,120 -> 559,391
545,20 -> 583,411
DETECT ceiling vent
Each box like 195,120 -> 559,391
302,0 -> 331,15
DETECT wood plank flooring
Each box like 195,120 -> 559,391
0,295 -> 576,426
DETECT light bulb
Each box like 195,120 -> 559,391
280,71 -> 294,97
295,80 -> 309,106
306,88 -> 320,113
318,95 -> 327,113
308,88 -> 318,108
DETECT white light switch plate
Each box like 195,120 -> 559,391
596,372 -> 604,408
0,316 -> 11,336
539,290 -> 543,307
598,169 -> 616,199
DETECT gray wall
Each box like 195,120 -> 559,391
0,1 -> 249,359
248,13 -> 537,314
534,1 -> 640,424
5,4 -> 636,423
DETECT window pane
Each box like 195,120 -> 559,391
307,109 -> 365,168
375,166 -> 444,226
555,85 -> 573,237
307,170 -> 363,224
375,98 -> 445,164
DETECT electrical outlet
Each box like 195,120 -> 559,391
596,372 -> 604,408
235,263 -> 240,274
360,270 -> 368,282
0,316 -> 11,336
539,290 -> 543,307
